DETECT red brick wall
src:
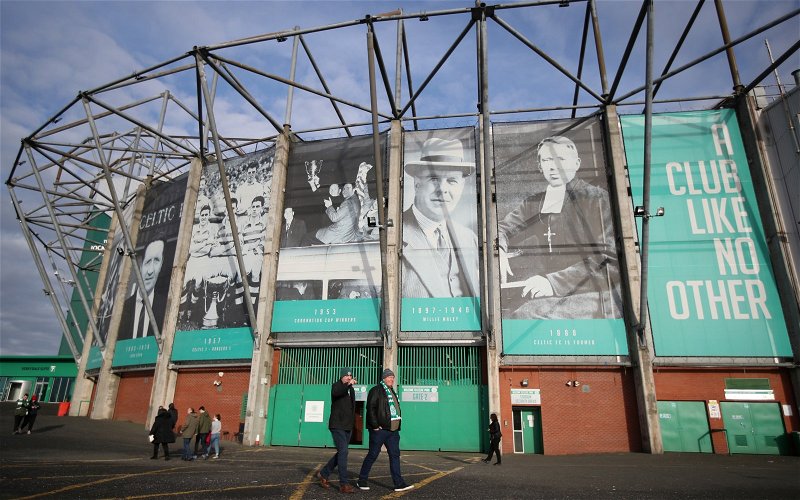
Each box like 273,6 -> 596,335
499,366 -> 642,455
113,372 -> 154,424
172,368 -> 251,439
654,367 -> 799,454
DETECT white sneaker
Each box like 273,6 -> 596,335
26,431 -> 31,434
356,481 -> 370,491
394,484 -> 414,492
213,454 -> 219,459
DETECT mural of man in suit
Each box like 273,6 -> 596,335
401,138 -> 479,298
118,239 -> 168,340
281,207 -> 307,248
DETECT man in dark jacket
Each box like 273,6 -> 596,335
318,368 -> 357,493
195,406 -> 212,458
149,406 -> 175,460
356,369 -> 413,492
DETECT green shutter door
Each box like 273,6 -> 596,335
658,401 -> 712,453
721,402 -> 787,455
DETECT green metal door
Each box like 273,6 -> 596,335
721,402 -> 787,455
658,401 -> 712,453
267,347 -> 381,448
396,346 -> 486,452
513,407 -> 543,454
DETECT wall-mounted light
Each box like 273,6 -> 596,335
521,378 -> 529,387
633,206 -> 665,219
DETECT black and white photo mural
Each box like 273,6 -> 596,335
172,148 -> 275,361
272,134 -> 384,334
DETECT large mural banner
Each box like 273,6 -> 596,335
112,174 -> 188,367
87,204 -> 135,371
621,109 -> 791,357
172,148 -> 275,361
272,135 -> 383,333
400,128 -> 481,332
494,118 -> 627,355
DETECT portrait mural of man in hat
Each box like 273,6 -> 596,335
401,134 -> 479,301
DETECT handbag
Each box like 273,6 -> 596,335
205,433 -> 211,445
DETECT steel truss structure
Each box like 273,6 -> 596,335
6,0 -> 799,362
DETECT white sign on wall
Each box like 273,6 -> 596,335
401,385 -> 439,403
707,400 -> 721,419
353,385 -> 368,402
511,388 -> 541,405
304,401 -> 325,422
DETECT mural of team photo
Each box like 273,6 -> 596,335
172,149 -> 275,361
400,128 -> 481,332
113,174 -> 188,367
493,119 -> 626,355
272,135 -> 383,334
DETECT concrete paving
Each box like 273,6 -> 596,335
0,409 -> 798,499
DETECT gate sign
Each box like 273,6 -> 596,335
353,384 -> 368,402
401,385 -> 439,403
511,388 -> 541,405
621,110 -> 791,357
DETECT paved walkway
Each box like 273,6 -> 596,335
0,410 -> 798,499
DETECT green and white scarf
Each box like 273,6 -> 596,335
380,381 -> 401,422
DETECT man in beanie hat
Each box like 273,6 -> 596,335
318,368 -> 358,493
401,137 -> 479,299
356,368 -> 413,492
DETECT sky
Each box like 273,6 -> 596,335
1,0 -> 798,356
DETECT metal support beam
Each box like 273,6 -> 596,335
81,97 -> 164,350
7,186 -> 82,358
636,0 -> 654,342
195,53 -> 260,345
299,35 -> 353,137
285,28 -> 301,127
24,144 -> 101,354
714,0 -> 744,94
367,26 -> 391,351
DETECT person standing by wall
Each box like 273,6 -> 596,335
195,406 -> 212,459
13,393 -> 29,435
180,407 -> 199,461
21,395 -> 40,434
482,413 -> 502,465
318,368 -> 357,493
356,369 -> 413,492
149,407 -> 175,460
210,414 -> 222,459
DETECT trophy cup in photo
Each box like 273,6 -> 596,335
305,159 -> 323,192
202,275 -> 230,329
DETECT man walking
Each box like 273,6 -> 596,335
12,393 -> 30,434
318,368 -> 357,493
357,369 -> 413,492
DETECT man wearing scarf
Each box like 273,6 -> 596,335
356,369 -> 414,492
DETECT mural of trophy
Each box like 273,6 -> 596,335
305,159 -> 323,192
202,275 -> 230,329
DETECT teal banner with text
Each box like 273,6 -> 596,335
621,109 -> 791,357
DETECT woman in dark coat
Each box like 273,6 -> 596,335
483,413 -> 502,465
149,407 -> 176,460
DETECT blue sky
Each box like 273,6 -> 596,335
1,0 -> 798,355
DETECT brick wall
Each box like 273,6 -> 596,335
654,367 -> 799,454
499,366 -> 641,455
113,372 -> 154,424
172,368 -> 251,440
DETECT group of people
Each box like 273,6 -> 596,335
317,368 -> 414,494
148,403 -> 222,461
12,393 -> 40,435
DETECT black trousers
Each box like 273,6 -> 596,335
485,437 -> 501,463
152,442 -> 170,458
